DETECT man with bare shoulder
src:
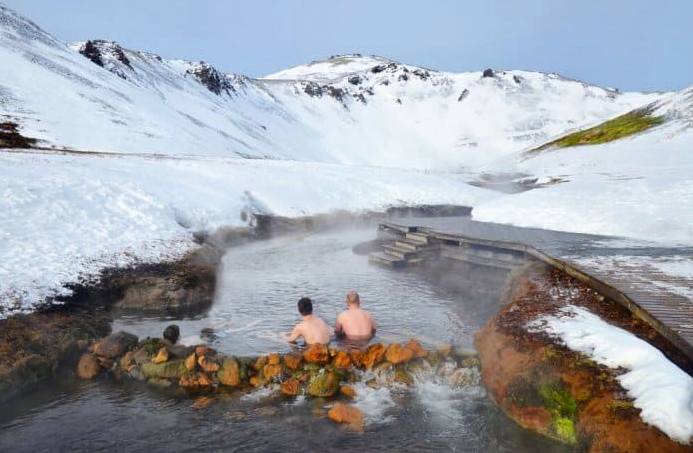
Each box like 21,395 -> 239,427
282,297 -> 331,345
334,291 -> 377,339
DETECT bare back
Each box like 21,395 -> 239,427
335,307 -> 376,338
288,315 -> 331,345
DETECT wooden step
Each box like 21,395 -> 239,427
395,238 -> 439,252
369,252 -> 406,268
382,244 -> 418,260
405,232 -> 429,244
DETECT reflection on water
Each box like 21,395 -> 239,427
0,228 -> 570,453
114,229 -> 483,355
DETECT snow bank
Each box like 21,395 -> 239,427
529,305 -> 693,444
0,151 -> 496,317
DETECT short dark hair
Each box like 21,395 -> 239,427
298,297 -> 313,316
163,324 -> 180,344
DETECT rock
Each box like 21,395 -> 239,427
340,385 -> 356,398
249,375 -> 266,387
94,331 -> 138,359
303,344 -> 329,364
148,377 -> 172,388
406,339 -> 428,358
348,75 -> 362,85
283,352 -> 304,370
348,349 -> 364,368
328,403 -> 364,430
96,356 -> 114,369
307,371 -> 340,397
217,357 -> 241,387
373,361 -> 394,375
482,68 -> 495,78
141,359 -> 187,379
77,354 -> 101,379
332,350 -> 351,368
263,363 -> 284,381
450,368 -> 477,387
280,378 -> 301,396
119,351 -> 135,369
457,88 -> 470,102
195,345 -> 213,357
198,356 -> 220,373
131,348 -> 150,365
185,353 -> 197,371
179,372 -> 213,388
361,343 -> 386,368
151,347 -> 169,364
253,355 -> 268,371
191,395 -> 214,410
385,343 -> 414,365
267,353 -> 280,365
394,369 -> 413,385
513,74 -> 522,84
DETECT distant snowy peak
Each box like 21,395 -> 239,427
263,54 -> 407,82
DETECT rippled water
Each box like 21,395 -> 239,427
0,227 -> 570,453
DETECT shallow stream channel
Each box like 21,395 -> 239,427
0,228 -> 570,452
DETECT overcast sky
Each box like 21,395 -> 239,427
3,0 -> 692,92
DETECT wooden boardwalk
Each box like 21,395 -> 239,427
376,217 -> 693,361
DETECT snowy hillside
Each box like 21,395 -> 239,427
0,5 -> 661,170
474,86 -> 693,244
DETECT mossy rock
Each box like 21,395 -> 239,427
139,337 -> 169,356
306,371 -> 340,397
217,357 -> 241,387
141,359 -> 187,379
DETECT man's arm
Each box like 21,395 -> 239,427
284,324 -> 303,343
334,313 -> 344,335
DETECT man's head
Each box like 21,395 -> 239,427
346,291 -> 360,307
298,297 -> 313,316
163,324 -> 180,344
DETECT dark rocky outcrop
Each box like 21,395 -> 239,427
78,40 -> 133,79
0,121 -> 38,148
347,75 -> 362,85
186,61 -> 238,96
482,68 -> 495,78
457,88 -> 470,102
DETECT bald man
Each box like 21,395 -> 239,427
334,291 -> 377,339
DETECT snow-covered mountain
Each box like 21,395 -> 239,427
0,4 -> 662,170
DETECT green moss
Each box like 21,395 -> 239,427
139,337 -> 168,355
541,348 -> 560,363
525,107 -> 665,156
553,417 -> 577,444
540,383 -> 578,445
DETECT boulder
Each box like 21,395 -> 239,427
263,363 -> 284,381
151,347 -> 169,364
195,345 -> 213,357
385,343 -> 414,365
198,356 -> 220,373
283,352 -> 304,370
303,344 -> 329,364
77,353 -> 101,379
267,353 -> 281,365
482,68 -> 495,78
307,371 -> 340,397
141,359 -> 187,379
119,351 -> 135,370
280,378 -> 301,396
217,357 -> 241,387
249,375 -> 266,387
340,385 -> 356,398
406,339 -> 428,358
179,372 -> 213,388
253,355 -> 268,371
185,353 -> 197,371
328,403 -> 364,430
348,349 -> 364,368
94,331 -> 138,359
361,343 -> 386,368
332,350 -> 351,368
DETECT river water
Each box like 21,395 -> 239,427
0,228 -> 570,453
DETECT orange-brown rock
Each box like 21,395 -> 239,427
119,351 -> 135,369
361,343 -> 386,369
179,372 -> 213,388
249,375 -> 266,388
267,353 -> 280,365
303,344 -> 329,364
406,339 -> 428,358
385,343 -> 414,365
94,331 -> 138,359
332,350 -> 351,368
263,363 -> 284,381
280,378 -> 301,396
348,349 -> 364,368
298,373 -> 311,383
283,352 -> 304,370
340,385 -> 356,398
151,347 -> 169,364
253,355 -> 268,371
328,403 -> 364,430
184,352 -> 197,371
195,345 -> 212,357
475,264 -> 693,453
217,357 -> 241,387
198,356 -> 220,373
77,353 -> 101,379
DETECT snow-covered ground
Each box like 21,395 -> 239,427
529,305 -> 693,444
0,151 -> 495,317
